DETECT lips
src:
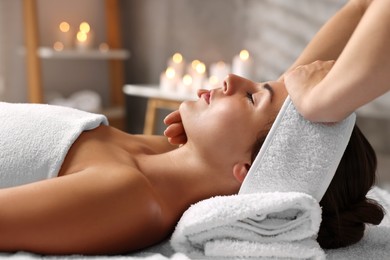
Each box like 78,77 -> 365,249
201,91 -> 211,104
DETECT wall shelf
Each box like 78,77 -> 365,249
38,47 -> 130,60
23,0 -> 128,130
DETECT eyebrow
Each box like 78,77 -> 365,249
263,83 -> 274,102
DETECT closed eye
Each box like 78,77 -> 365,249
246,92 -> 254,104
263,83 -> 274,102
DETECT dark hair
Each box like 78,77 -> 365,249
250,124 -> 385,249
317,125 -> 384,249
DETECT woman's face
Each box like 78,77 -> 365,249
180,74 -> 288,162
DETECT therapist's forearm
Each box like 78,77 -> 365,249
279,0 -> 368,81
305,0 -> 390,122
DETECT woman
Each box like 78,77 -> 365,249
165,74 -> 384,250
0,0 -> 385,255
165,0 -> 387,250
0,74 -> 384,254
0,76 -> 286,255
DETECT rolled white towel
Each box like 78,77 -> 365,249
240,96 -> 356,202
170,192 -> 325,259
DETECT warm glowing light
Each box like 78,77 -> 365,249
183,74 -> 192,85
217,61 -> 226,67
59,22 -> 70,32
53,41 -> 64,51
172,53 -> 183,64
77,31 -> 88,42
209,75 -> 219,85
166,67 -> 176,79
191,60 -> 200,69
79,22 -> 91,33
239,49 -> 250,61
195,62 -> 206,74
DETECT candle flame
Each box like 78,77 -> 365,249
173,53 -> 183,64
196,62 -> 206,74
53,41 -> 64,51
79,22 -> 91,33
209,75 -> 219,85
239,49 -> 250,61
77,31 -> 88,42
183,74 -> 192,85
59,22 -> 70,33
191,60 -> 200,69
166,67 -> 176,79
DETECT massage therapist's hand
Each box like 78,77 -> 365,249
164,110 -> 187,145
164,87 -> 210,145
284,60 -> 335,121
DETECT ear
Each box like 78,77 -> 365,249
232,163 -> 250,183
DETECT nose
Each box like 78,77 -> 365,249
223,74 -> 252,95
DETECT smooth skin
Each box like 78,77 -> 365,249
1,0 -> 385,255
283,0 -> 390,122
0,77 -> 287,255
165,0 -> 389,145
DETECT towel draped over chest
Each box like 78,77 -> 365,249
0,102 -> 108,189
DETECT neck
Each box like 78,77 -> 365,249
136,144 -> 240,217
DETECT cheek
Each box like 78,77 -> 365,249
208,105 -> 254,139
180,100 -> 261,140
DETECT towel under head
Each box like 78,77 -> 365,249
239,96 -> 356,201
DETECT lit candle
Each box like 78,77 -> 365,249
207,75 -> 220,89
178,74 -> 194,96
186,60 -> 199,78
195,62 -> 206,75
232,49 -> 254,79
53,41 -> 64,51
209,61 -> 231,87
75,22 -> 94,50
192,61 -> 206,90
168,52 -> 185,78
160,67 -> 178,92
57,21 -> 73,49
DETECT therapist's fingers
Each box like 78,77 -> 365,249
167,134 -> 187,146
286,60 -> 335,77
285,60 -> 335,87
164,122 -> 184,137
164,110 -> 182,125
284,60 -> 335,121
164,122 -> 187,145
164,110 -> 187,145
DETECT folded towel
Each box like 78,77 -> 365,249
170,192 -> 325,259
0,102 -> 108,188
239,96 -> 356,201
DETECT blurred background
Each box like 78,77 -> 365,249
0,0 -> 389,190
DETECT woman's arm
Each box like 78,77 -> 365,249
284,0 -> 390,122
0,167 -> 166,254
280,0 -> 370,79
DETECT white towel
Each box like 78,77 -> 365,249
170,192 -> 325,259
239,96 -> 356,201
0,102 -> 108,188
1,187 -> 389,259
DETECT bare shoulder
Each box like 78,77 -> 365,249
0,165 -> 171,254
83,165 -> 172,253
